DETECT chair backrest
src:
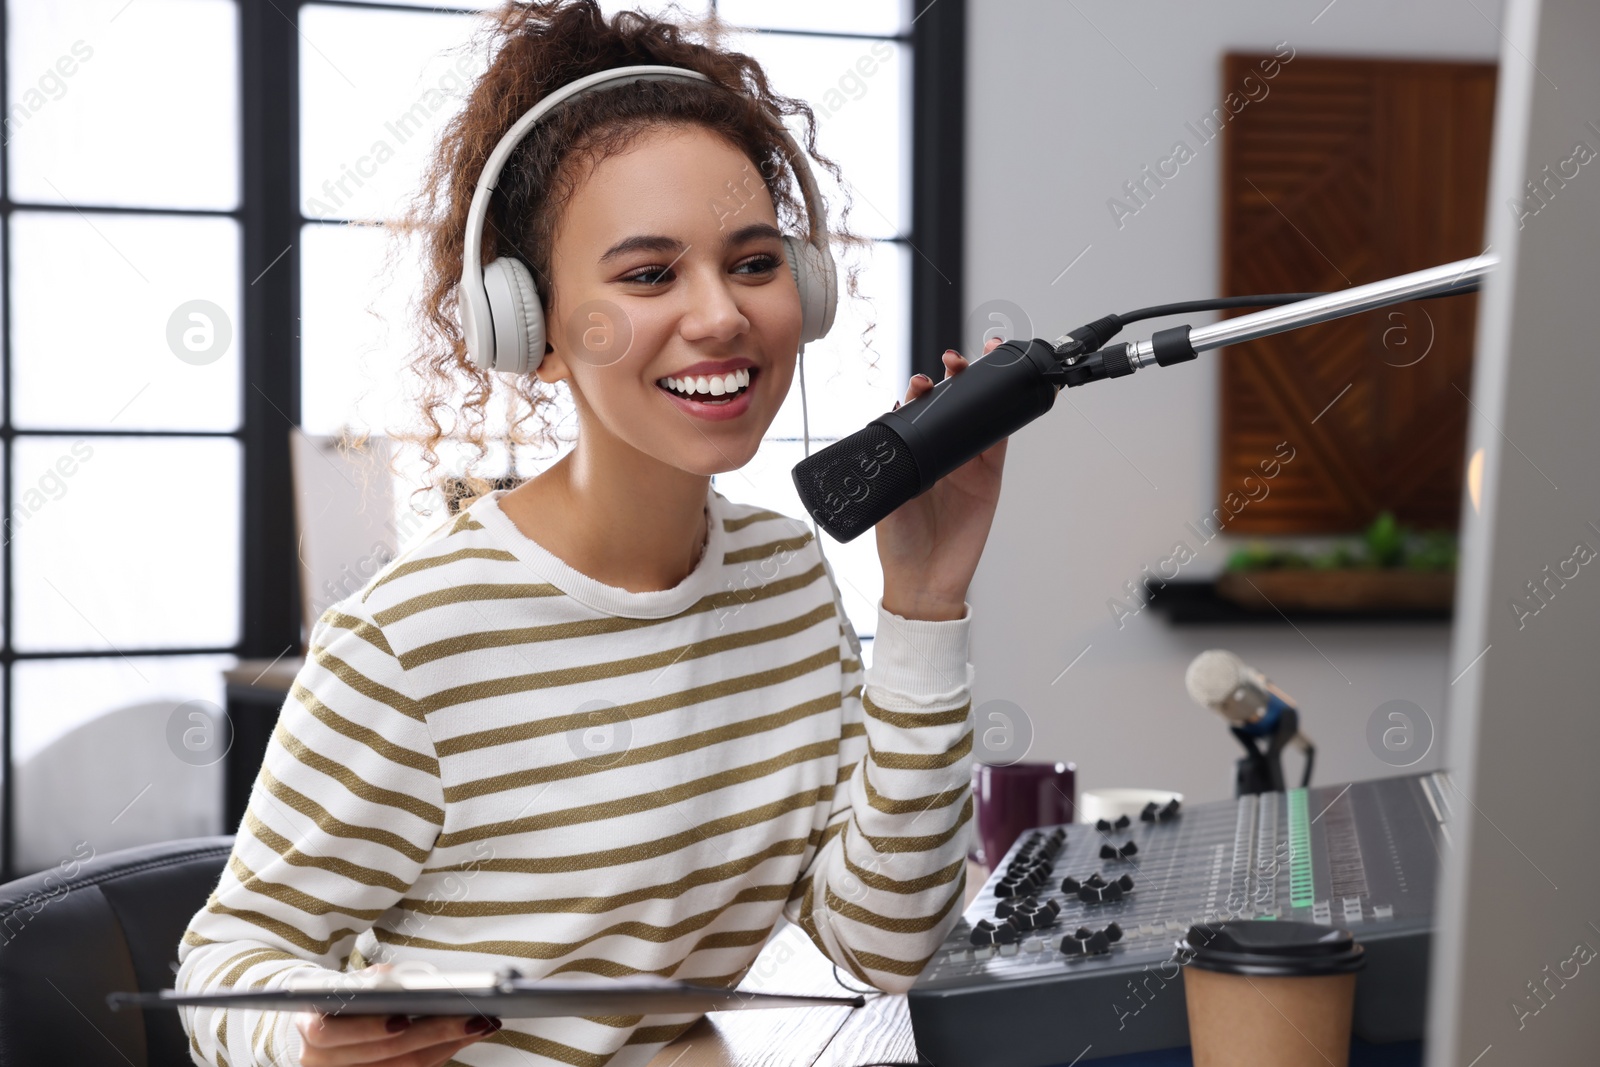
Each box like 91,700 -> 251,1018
0,836 -> 234,1067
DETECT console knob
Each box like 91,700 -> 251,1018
1060,927 -> 1115,956
1078,880 -> 1124,904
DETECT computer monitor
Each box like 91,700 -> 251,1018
1427,0 -> 1600,1062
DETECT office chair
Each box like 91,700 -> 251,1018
0,835 -> 234,1067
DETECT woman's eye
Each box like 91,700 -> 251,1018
623,267 -> 670,286
621,255 -> 780,287
736,254 -> 781,275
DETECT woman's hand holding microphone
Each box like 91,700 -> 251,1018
875,336 -> 1010,623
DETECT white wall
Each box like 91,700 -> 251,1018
964,0 -> 1502,804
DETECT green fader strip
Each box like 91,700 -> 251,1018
1287,788 -> 1314,908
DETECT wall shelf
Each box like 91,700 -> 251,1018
1149,580 -> 1454,626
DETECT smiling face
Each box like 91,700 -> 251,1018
534,123 -> 803,476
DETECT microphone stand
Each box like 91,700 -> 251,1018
1052,252 -> 1498,388
1230,708 -> 1302,797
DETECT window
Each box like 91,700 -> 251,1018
0,0 -> 964,877
2,0 -> 242,877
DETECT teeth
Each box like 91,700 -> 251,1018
658,367 -> 752,399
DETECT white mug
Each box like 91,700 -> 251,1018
1077,787 -> 1183,825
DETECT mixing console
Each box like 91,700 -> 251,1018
907,773 -> 1451,1064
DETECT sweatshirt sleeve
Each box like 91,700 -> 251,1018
175,600 -> 444,1066
782,549 -> 974,993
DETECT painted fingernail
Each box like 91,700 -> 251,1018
892,400 -> 902,410
385,1015 -> 410,1033
465,1016 -> 501,1034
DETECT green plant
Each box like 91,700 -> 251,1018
1227,544 -> 1310,571
1364,511 -> 1406,567
1224,511 -> 1457,573
1409,529 -> 1458,571
1310,543 -> 1359,570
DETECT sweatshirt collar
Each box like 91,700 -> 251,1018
469,483 -> 725,620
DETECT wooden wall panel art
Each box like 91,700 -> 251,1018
1219,53 -> 1497,534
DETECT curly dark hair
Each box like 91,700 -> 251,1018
359,0 -> 875,518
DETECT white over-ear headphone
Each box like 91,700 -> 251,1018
457,64 -> 839,376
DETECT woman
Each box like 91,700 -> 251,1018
176,3 -> 1008,1065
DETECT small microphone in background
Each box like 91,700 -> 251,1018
1185,650 -> 1315,795
1185,649 -> 1298,726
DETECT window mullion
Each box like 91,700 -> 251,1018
239,0 -> 304,660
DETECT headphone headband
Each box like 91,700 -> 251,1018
458,64 -> 837,374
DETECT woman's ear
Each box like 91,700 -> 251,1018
535,337 -> 571,385
534,300 -> 566,384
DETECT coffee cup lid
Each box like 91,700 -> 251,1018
1181,920 -> 1365,977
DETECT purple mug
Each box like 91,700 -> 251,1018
970,761 -> 1077,869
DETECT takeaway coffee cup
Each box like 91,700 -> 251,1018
1180,920 -> 1365,1067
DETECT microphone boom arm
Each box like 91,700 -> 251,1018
790,253 -> 1496,542
1054,252 -> 1498,388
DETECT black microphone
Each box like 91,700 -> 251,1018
790,338 -> 1064,542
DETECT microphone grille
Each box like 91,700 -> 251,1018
791,422 -> 922,543
1186,649 -> 1244,708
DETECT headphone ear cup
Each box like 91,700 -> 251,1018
782,235 -> 838,347
481,257 -> 546,375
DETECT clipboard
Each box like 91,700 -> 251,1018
107,966 -> 865,1018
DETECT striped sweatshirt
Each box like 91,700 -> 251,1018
176,483 -> 975,1067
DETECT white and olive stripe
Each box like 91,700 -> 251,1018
176,487 -> 974,1067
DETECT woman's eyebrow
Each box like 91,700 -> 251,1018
598,221 -> 783,264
